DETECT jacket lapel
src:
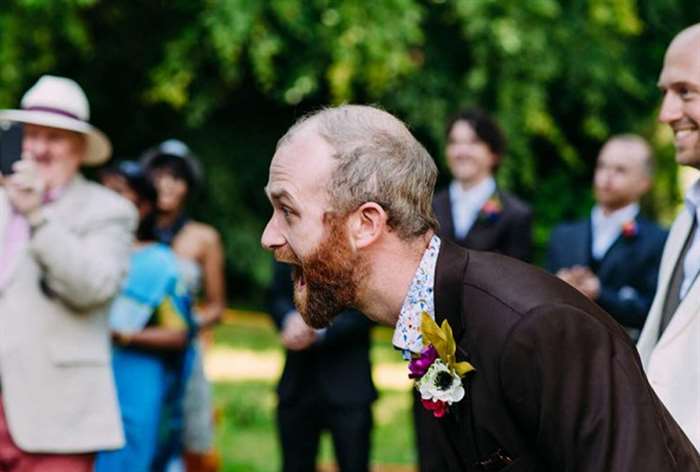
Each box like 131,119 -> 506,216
638,210 -> 693,358
434,238 -> 468,342
657,211 -> 700,347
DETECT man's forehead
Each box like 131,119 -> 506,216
267,127 -> 335,199
661,32 -> 700,83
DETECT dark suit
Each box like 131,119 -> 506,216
268,262 -> 377,472
432,186 -> 533,261
418,239 -> 700,471
419,186 -> 533,471
546,216 -> 667,333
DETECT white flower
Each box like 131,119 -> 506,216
417,359 -> 465,404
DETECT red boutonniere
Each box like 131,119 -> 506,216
409,313 -> 476,418
622,220 -> 638,239
479,196 -> 502,223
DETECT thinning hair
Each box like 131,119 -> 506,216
604,134 -> 655,176
278,105 -> 439,240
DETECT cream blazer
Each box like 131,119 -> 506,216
0,175 -> 136,453
637,207 -> 700,450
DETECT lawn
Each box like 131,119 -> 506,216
206,311 -> 418,472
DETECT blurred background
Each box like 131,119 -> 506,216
2,1 -> 700,470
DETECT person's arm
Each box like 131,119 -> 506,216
194,227 -> 226,329
114,285 -> 191,350
499,305 -> 695,470
31,200 -> 136,310
114,328 -> 188,350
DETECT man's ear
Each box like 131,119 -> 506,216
348,202 -> 387,249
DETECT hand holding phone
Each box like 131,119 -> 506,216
0,121 -> 23,176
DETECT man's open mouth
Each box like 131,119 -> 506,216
292,265 -> 306,289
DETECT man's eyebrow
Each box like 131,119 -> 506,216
266,187 -> 295,203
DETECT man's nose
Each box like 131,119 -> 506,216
261,218 -> 285,251
659,92 -> 683,124
23,136 -> 48,158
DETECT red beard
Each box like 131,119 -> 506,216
275,216 -> 364,329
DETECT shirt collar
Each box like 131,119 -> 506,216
591,202 -> 640,229
392,235 -> 441,356
449,177 -> 496,206
685,178 -> 700,217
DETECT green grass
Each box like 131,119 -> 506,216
210,315 -> 416,471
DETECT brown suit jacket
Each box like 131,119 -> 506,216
422,239 -> 700,471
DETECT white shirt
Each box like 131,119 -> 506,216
590,203 -> 639,260
681,179 -> 700,299
449,177 -> 496,240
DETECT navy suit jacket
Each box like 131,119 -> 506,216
267,261 -> 377,407
433,187 -> 533,262
546,215 -> 667,329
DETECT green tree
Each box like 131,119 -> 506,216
1,0 -> 698,304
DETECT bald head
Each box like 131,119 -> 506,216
277,105 -> 438,239
669,23 -> 700,50
658,23 -> 700,168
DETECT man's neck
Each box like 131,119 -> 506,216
457,173 -> 491,192
356,231 -> 434,327
598,201 -> 636,217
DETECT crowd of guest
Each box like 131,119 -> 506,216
0,22 -> 699,472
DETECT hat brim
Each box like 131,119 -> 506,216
0,109 -> 111,166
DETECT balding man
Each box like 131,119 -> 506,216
262,104 -> 699,471
547,135 -> 667,342
638,23 -> 700,449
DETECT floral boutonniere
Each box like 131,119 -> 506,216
621,220 -> 638,239
409,312 -> 475,418
479,196 -> 502,223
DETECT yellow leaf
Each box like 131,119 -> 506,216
454,361 -> 476,377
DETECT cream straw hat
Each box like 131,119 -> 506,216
0,75 -> 111,166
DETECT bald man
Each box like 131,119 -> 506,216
638,23 -> 700,449
547,135 -> 667,342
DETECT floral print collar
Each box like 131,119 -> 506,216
392,235 -> 441,357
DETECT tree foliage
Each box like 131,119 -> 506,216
1,0 -> 699,304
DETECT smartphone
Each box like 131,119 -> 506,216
0,121 -> 23,175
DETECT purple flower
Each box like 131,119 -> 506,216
408,345 -> 438,379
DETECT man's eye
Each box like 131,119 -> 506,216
281,206 -> 292,218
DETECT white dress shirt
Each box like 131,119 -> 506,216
449,177 -> 496,240
681,179 -> 700,299
590,203 -> 639,261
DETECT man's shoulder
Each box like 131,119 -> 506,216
498,190 -> 532,217
462,251 -> 590,321
550,217 -> 588,237
460,251 -> 626,344
432,187 -> 450,206
636,216 -> 668,243
75,178 -> 137,221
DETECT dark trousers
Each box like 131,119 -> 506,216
277,398 -> 372,472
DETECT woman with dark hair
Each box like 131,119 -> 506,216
142,140 -> 225,471
95,161 -> 194,471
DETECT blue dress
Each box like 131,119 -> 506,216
95,244 -> 194,472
